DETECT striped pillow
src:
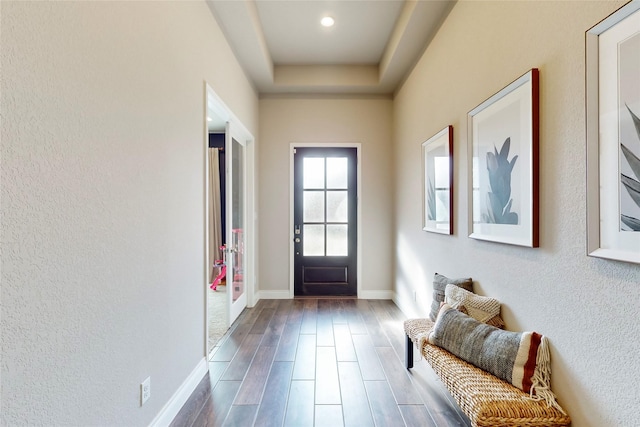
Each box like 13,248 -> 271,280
428,304 -> 563,412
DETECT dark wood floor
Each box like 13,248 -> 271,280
171,299 -> 471,427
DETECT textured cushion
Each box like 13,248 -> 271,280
429,273 -> 473,321
445,284 -> 505,329
428,304 -> 553,399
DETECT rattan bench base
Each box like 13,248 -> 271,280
404,318 -> 571,427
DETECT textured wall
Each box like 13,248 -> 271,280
393,1 -> 639,426
1,2 -> 257,425
258,98 -> 394,296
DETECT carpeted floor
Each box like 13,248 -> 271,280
207,285 -> 228,351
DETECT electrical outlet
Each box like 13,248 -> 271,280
141,377 -> 151,406
413,290 -> 417,301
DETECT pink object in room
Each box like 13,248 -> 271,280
210,262 -> 226,291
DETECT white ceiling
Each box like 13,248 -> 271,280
258,1 -> 404,64
206,0 -> 455,97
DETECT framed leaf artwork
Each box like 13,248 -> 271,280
468,69 -> 539,247
586,0 -> 640,264
422,126 -> 453,234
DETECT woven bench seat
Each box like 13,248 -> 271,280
404,318 -> 571,427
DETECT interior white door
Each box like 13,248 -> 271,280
225,122 -> 247,325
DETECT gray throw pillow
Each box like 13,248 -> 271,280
428,304 -> 552,400
429,273 -> 473,321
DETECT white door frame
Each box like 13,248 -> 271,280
288,142 -> 362,298
204,84 -> 256,354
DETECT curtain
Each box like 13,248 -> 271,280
208,148 -> 223,283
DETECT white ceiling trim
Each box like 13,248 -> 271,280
207,0 -> 456,96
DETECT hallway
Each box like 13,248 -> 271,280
171,298 -> 470,427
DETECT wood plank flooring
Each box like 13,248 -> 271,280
170,299 -> 471,427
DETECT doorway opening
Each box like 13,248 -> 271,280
205,84 -> 255,358
206,132 -> 227,352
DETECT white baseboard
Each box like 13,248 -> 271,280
150,357 -> 208,427
358,290 -> 394,299
256,290 -> 291,300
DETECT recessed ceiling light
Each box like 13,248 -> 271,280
321,16 -> 335,27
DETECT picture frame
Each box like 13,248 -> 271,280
422,125 -> 453,234
586,0 -> 640,264
468,69 -> 539,247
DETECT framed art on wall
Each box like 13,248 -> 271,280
468,69 -> 539,247
422,126 -> 453,234
586,0 -> 640,264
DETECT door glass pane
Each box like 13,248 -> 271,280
303,225 -> 324,256
326,191 -> 347,222
303,191 -> 325,222
231,138 -> 244,302
304,158 -> 325,189
327,157 -> 347,189
327,224 -> 348,256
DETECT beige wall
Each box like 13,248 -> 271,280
258,98 -> 394,297
1,1 -> 257,425
393,1 -> 639,426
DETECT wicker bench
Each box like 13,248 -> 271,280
404,318 -> 571,427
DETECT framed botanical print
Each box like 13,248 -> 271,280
468,69 -> 539,247
586,0 -> 640,264
422,126 -> 453,234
